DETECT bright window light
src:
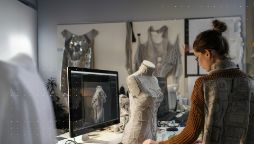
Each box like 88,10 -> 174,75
9,34 -> 33,59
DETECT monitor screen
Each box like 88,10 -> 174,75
67,67 -> 120,137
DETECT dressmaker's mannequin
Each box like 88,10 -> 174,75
121,60 -> 163,144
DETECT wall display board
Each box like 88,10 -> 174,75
55,17 -> 243,105
57,20 -> 187,98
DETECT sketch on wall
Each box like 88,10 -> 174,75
185,16 -> 243,76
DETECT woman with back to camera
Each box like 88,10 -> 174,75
143,20 -> 254,144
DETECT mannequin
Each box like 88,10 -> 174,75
121,60 -> 163,144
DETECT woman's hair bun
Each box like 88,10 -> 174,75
212,19 -> 227,33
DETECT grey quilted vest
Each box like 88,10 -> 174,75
202,60 -> 254,144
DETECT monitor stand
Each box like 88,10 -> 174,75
80,131 -> 109,144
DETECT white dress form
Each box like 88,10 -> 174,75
122,60 -> 163,144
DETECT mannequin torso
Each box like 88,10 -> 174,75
122,60 -> 163,144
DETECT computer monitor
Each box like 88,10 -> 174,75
67,67 -> 120,138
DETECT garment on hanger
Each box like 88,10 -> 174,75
0,54 -> 56,144
134,25 -> 182,78
134,34 -> 145,72
60,29 -> 98,99
125,22 -> 133,74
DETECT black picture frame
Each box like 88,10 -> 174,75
184,19 -> 206,77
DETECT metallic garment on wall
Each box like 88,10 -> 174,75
60,29 -> 98,98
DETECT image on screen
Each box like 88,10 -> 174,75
67,67 -> 120,137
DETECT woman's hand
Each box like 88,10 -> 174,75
193,140 -> 203,144
143,139 -> 159,144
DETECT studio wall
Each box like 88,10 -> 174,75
38,0 -> 246,98
56,23 -> 127,88
0,0 -> 37,63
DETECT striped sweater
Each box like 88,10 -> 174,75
159,68 -> 251,144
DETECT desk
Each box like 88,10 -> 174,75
57,127 -> 184,144
57,131 -> 123,144
157,127 -> 184,141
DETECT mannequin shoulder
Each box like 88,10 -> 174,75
126,75 -> 140,95
126,75 -> 137,83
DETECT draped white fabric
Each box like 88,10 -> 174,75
0,54 -> 56,144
